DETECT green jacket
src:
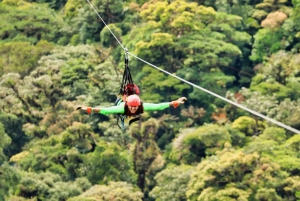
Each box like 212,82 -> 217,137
99,102 -> 170,115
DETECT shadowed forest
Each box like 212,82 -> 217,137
1,0 -> 300,200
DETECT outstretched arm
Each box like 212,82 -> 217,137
143,97 -> 187,111
76,103 -> 125,115
76,106 -> 100,114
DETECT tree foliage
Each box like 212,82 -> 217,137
149,164 -> 194,201
169,124 -> 231,164
0,163 -> 21,200
0,40 -> 54,77
186,149 -> 295,200
1,0 -> 300,200
0,122 -> 11,164
68,181 -> 143,201
15,171 -> 90,201
0,2 -> 67,44
250,51 -> 300,100
85,140 -> 137,185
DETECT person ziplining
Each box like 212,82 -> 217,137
77,94 -> 187,127
77,50 -> 187,129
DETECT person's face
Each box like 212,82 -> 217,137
128,105 -> 139,113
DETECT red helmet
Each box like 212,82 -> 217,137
127,94 -> 141,107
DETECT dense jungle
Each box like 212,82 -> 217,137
1,0 -> 300,200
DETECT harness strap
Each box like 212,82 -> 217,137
115,49 -> 141,129
117,115 -> 126,130
129,115 -> 140,125
119,52 -> 133,96
117,115 -> 141,129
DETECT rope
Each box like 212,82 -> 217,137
85,0 -> 300,134
128,53 -> 300,134
86,0 -> 126,51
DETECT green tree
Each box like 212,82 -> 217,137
64,0 -> 85,19
12,122 -> 99,180
260,127 -> 286,143
61,122 -> 97,153
0,163 -> 21,201
68,181 -> 143,201
235,88 -> 300,130
16,171 -> 90,200
186,149 -> 290,200
0,44 -> 121,137
250,28 -> 285,63
169,124 -> 231,165
0,41 -> 54,77
35,0 -> 67,10
98,120 -> 133,148
66,0 -> 126,44
14,137 -> 69,177
100,24 -> 122,48
0,112 -> 27,159
0,72 -> 58,126
250,51 -> 300,100
231,116 -> 265,136
0,122 -> 12,164
269,99 -> 300,130
140,66 -> 190,102
0,2 -> 68,44
130,118 -> 161,192
290,0 -> 300,44
149,164 -> 195,201
85,140 -> 137,185
243,131 -> 300,180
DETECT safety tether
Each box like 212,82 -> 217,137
114,49 -> 141,129
118,49 -> 133,97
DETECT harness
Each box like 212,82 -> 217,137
115,50 -> 142,129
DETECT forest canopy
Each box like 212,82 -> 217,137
0,0 -> 300,200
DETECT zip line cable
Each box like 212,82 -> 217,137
86,0 -> 126,51
85,0 -> 300,134
128,53 -> 300,134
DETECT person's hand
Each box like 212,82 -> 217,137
76,106 -> 86,111
177,97 -> 187,105
76,106 -> 92,114
171,97 -> 187,108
